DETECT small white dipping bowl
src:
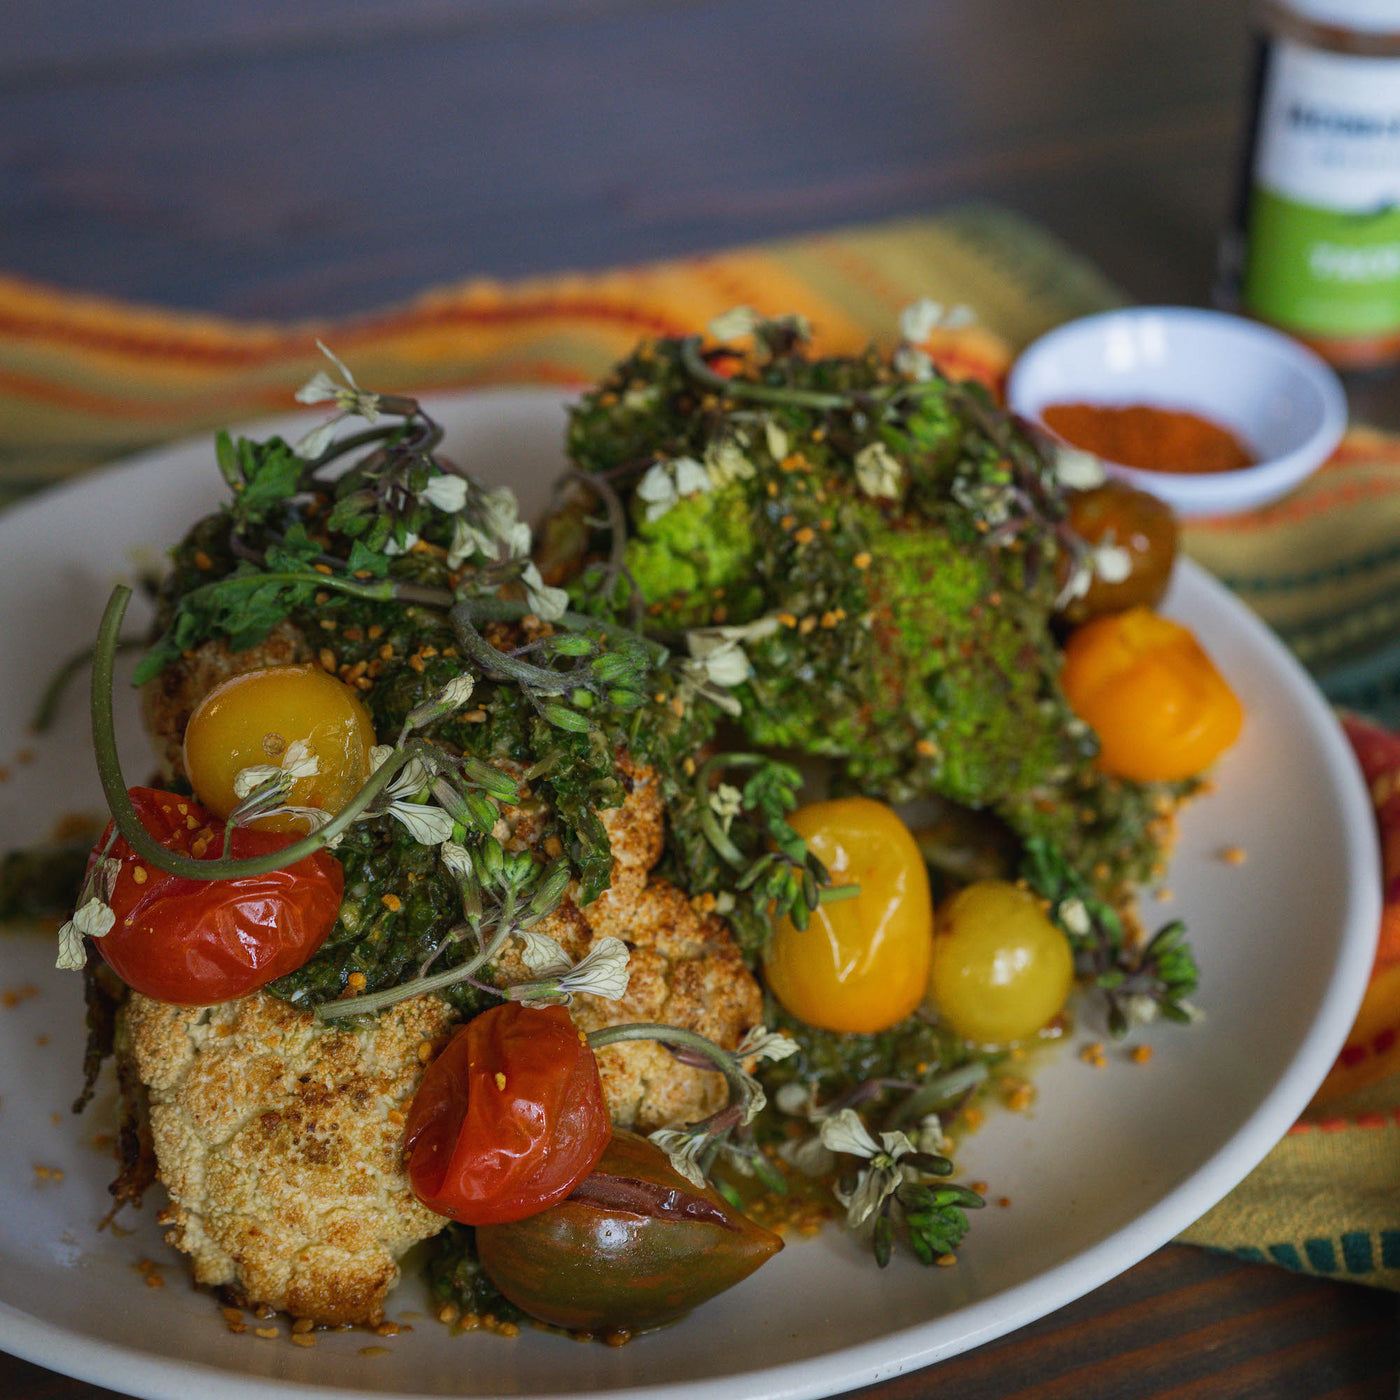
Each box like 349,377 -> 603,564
1005,306 -> 1348,517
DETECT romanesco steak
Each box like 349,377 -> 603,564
550,319 -> 1177,896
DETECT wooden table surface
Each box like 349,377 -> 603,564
2,2 -> 1398,1397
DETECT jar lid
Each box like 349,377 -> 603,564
1282,0 -> 1400,31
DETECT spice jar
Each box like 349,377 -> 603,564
1221,0 -> 1400,370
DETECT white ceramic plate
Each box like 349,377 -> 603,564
0,389 -> 1380,1400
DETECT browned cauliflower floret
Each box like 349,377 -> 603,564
497,755 -> 764,1131
116,989 -> 455,1325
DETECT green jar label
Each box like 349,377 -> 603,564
1241,36 -> 1400,340
1243,188 -> 1400,337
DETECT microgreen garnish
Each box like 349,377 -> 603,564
816,1107 -> 983,1267
586,1021 -> 798,1191
87,365 -> 822,1002
1019,837 -> 1200,1035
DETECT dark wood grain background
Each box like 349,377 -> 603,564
2,2 -> 1398,1396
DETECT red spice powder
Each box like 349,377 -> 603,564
1042,402 -> 1254,475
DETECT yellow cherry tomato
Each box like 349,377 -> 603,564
763,796 -> 933,1034
928,880 -> 1073,1046
183,664 -> 377,832
1059,606 -> 1243,783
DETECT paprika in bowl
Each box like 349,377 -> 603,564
1006,306 -> 1348,517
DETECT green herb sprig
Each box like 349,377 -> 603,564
1019,836 -> 1200,1035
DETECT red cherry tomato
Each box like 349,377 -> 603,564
404,1003 -> 612,1226
91,787 -> 343,1006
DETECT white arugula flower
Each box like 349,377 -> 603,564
293,342 -> 382,459
1053,445 -> 1106,490
893,344 -> 936,380
898,298 -> 975,344
819,1108 -> 922,1231
438,841 -> 473,882
1059,896 -> 1092,938
521,561 -> 569,623
446,487 -> 531,569
388,801 -> 456,846
763,419 -> 790,463
419,473 -> 470,514
708,782 -> 743,834
899,298 -> 945,344
734,1024 -> 799,1065
446,517 -> 490,569
369,749 -> 455,845
707,305 -> 763,341
227,741 -> 326,829
636,456 -> 712,522
1054,538 -> 1132,613
232,739 -> 319,800
691,637 -> 749,689
636,461 -> 680,521
55,896 -> 116,972
506,935 -> 631,1006
557,936 -> 631,1001
648,1126 -> 710,1189
854,442 -> 904,500
704,435 -> 756,487
482,487 -> 532,556
680,616 -> 779,715
515,929 -> 572,977
403,674 -> 477,733
912,1113 -> 951,1158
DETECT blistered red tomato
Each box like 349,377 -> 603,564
404,1003 -> 612,1226
92,787 -> 343,1005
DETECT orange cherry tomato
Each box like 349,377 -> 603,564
404,1003 -> 612,1227
1060,606 -> 1243,782
183,664 -> 376,833
763,796 -> 933,1034
92,787 -> 343,1006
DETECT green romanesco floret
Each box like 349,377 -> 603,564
625,478 -> 759,624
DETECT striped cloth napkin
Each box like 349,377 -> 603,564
2,204 -> 1397,1289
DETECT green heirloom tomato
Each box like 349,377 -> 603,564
474,1130 -> 783,1332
